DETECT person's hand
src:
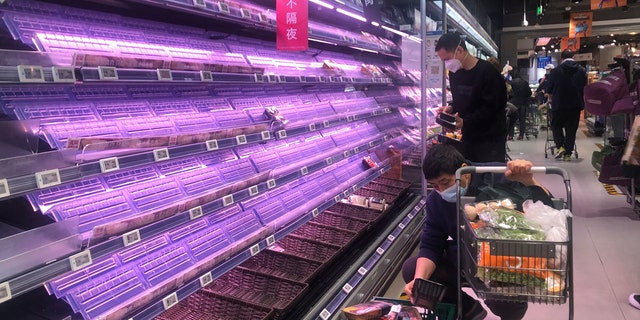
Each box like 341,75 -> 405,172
454,113 -> 463,129
403,280 -> 415,304
505,159 -> 535,185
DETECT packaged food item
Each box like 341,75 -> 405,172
342,301 -> 393,320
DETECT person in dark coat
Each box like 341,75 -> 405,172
546,49 -> 587,161
435,32 -> 507,163
508,67 -> 533,140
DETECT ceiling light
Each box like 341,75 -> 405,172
336,8 -> 366,22
598,44 -> 605,49
522,0 -> 529,27
309,0 -> 334,9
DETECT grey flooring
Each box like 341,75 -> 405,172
385,120 -> 640,320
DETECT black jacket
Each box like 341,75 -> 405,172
546,59 -> 587,111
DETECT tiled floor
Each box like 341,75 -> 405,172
386,121 -> 640,319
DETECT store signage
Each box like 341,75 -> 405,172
276,0 -> 308,51
591,0 -> 627,10
574,53 -> 593,62
569,12 -> 592,39
561,37 -> 581,51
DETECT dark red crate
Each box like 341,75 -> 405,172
324,202 -> 384,222
312,211 -> 370,233
203,267 -> 308,313
274,234 -> 342,263
291,221 -> 357,246
155,292 -> 274,320
362,181 -> 406,195
240,249 -> 323,283
373,176 -> 412,189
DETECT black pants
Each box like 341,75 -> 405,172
551,109 -> 581,153
402,256 -> 528,320
507,103 -> 528,139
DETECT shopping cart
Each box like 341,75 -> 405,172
454,166 -> 574,320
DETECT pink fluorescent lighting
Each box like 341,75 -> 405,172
309,0 -> 334,9
381,25 -> 409,37
336,8 -> 367,22
371,21 -> 380,27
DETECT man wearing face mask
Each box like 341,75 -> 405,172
435,32 -> 508,163
402,144 -> 552,320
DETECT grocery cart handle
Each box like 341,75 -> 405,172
455,166 -> 570,181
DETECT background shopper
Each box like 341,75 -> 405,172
508,67 -> 533,140
545,49 -> 587,161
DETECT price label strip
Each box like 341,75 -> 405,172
69,250 -> 93,271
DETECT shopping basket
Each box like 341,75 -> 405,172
454,166 -> 574,319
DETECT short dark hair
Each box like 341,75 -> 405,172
435,32 -> 467,52
561,49 -> 575,60
422,144 -> 466,180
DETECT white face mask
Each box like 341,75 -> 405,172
444,40 -> 467,73
445,59 -> 463,73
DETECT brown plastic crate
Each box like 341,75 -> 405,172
240,249 -> 323,283
155,292 -> 274,320
354,188 -> 398,204
373,176 -> 412,189
291,221 -> 357,246
312,211 -> 370,233
203,267 -> 308,313
324,202 -> 384,222
273,234 -> 342,263
362,181 -> 406,195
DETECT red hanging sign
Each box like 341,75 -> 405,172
276,0 -> 308,51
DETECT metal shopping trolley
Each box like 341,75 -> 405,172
454,166 -> 574,320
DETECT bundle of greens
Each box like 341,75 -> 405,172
475,207 -> 546,241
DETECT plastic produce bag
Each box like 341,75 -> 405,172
522,200 -> 572,242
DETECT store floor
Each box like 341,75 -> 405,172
384,121 -> 640,320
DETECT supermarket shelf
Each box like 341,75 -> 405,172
301,195 -> 425,320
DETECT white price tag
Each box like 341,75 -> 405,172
385,107 -> 391,113
97,66 -> 119,80
261,131 -> 271,140
35,169 -> 61,189
0,282 -> 12,304
267,179 -> 276,189
387,234 -> 396,241
312,208 -> 319,217
319,309 -> 332,320
325,157 -> 333,165
0,179 -> 10,199
189,206 -> 203,220
352,185 -> 358,192
258,13 -> 268,22
248,185 -> 259,196
241,8 -> 251,18
153,148 -> 170,161
162,292 -> 179,310
51,66 -> 76,82
250,243 -> 260,256
399,223 -> 406,229
193,0 -> 206,7
343,190 -> 349,198
235,135 -> 247,145
347,115 -> 354,122
308,123 -> 316,131
218,2 -> 230,13
254,74 -> 263,82
408,213 -> 414,219
266,235 -> 276,246
69,250 -> 92,271
122,229 -> 141,247
342,283 -> 353,293
17,65 -> 45,82
300,166 -> 308,175
157,69 -> 173,81
299,75 -> 307,82
278,75 -> 287,83
199,272 -> 213,287
277,130 -> 287,139
323,120 -> 330,128
357,267 -> 368,276
206,139 -> 218,151
200,70 -> 213,81
384,135 -> 390,141
376,247 -> 385,255
353,147 -> 360,153
222,194 -> 234,206
99,157 -> 120,173
334,195 -> 341,203
369,141 -> 375,147
343,151 -> 350,158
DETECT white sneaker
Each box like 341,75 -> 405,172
629,293 -> 640,310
